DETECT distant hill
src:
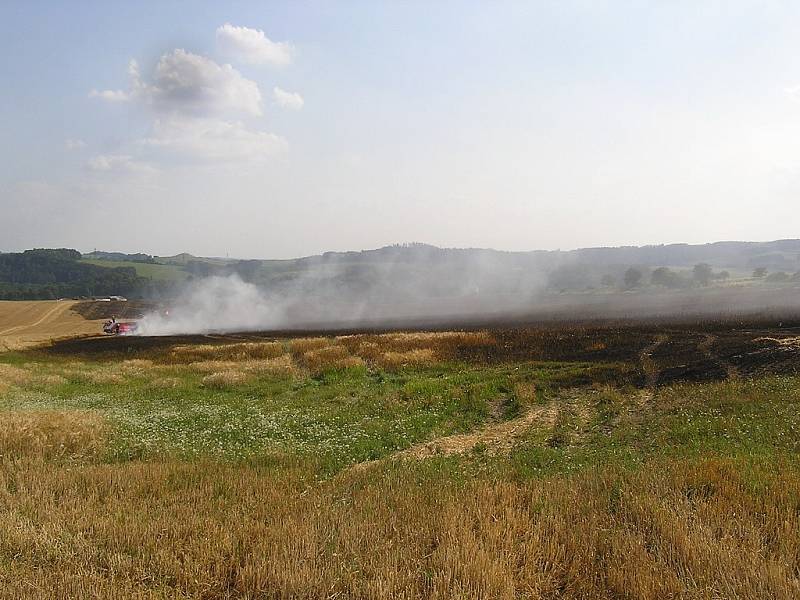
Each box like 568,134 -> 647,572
2,240 -> 799,301
92,239 -> 800,274
569,239 -> 800,270
279,239 -> 800,271
154,240 -> 800,301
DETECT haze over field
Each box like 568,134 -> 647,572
4,2 -> 800,259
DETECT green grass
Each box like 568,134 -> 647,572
0,352 -> 628,472
2,347 -> 800,481
506,376 -> 800,479
80,259 -> 189,281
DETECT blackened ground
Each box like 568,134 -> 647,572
39,315 -> 800,388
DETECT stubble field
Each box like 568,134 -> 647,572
1,317 -> 800,598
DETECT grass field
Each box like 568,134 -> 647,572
80,258 -> 189,281
0,325 -> 799,598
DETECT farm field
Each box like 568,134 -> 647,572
79,258 -> 190,281
0,300 -> 105,351
1,321 -> 800,598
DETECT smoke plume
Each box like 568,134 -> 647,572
137,275 -> 286,336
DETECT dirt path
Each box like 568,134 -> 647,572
0,301 -> 104,351
638,334 -> 667,404
347,402 -> 560,475
401,403 -> 559,458
699,333 -> 740,380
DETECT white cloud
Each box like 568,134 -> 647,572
140,116 -> 288,162
273,87 -> 304,110
86,38 -> 295,167
86,154 -> 157,175
148,50 -> 262,116
91,51 -> 262,117
216,23 -> 292,67
65,139 -> 87,150
89,88 -> 129,102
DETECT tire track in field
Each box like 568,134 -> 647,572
638,334 -> 667,404
0,301 -> 73,336
347,401 -> 560,473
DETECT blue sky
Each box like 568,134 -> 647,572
3,1 -> 800,258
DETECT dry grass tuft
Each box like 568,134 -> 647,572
377,348 -> 437,370
82,370 -> 124,385
354,341 -> 382,360
34,374 -> 67,387
201,370 -> 249,389
0,410 -> 107,461
150,377 -> 181,389
336,330 -> 494,365
289,337 -> 332,354
186,360 -> 239,374
335,356 -> 366,369
118,358 -> 155,377
0,363 -> 33,387
179,353 -> 302,379
513,381 -> 538,408
121,359 -> 154,368
302,346 -> 362,373
242,355 -> 300,378
171,342 -> 285,362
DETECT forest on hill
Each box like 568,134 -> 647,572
0,249 -> 148,300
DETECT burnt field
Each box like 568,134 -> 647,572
43,315 -> 800,388
6,312 -> 800,598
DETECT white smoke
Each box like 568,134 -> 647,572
136,275 -> 286,336
133,245 -> 800,337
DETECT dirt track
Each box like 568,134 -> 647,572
0,301 -> 104,351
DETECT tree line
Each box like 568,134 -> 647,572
0,249 -> 149,300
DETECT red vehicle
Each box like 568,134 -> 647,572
102,319 -> 138,335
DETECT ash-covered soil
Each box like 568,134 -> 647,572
41,314 -> 800,388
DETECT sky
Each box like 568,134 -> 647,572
2,1 -> 800,259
